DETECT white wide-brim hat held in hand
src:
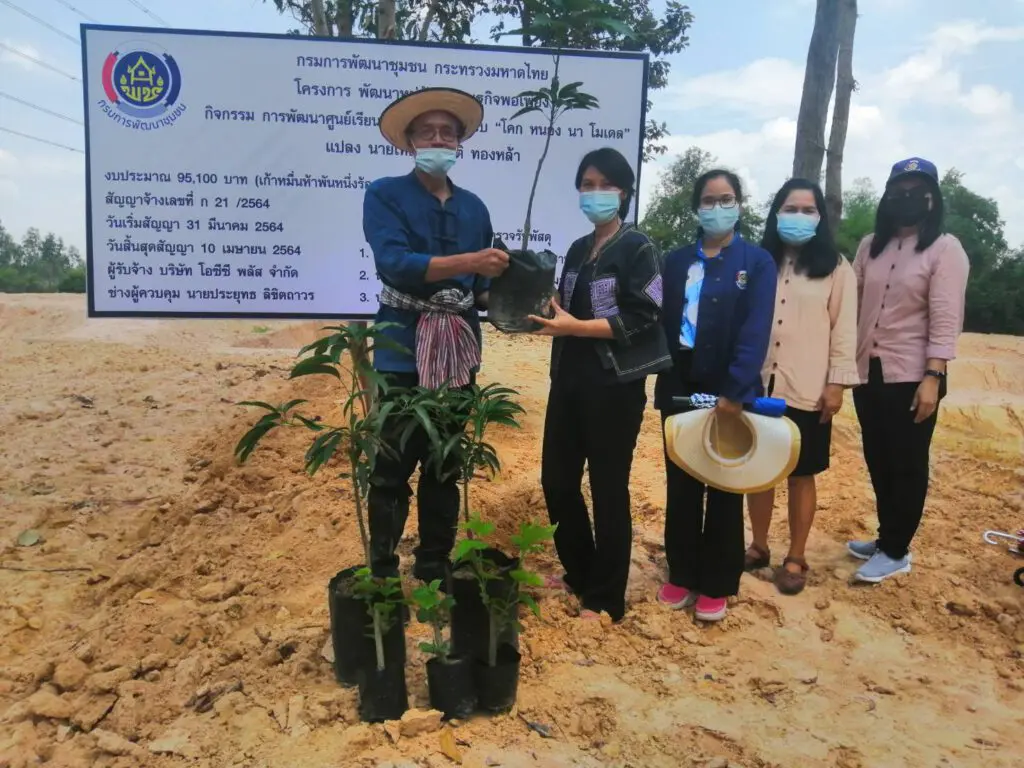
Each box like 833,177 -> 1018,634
664,409 -> 802,494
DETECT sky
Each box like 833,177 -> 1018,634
1,0 -> 1022,253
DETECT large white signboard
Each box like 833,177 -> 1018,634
82,25 -> 648,318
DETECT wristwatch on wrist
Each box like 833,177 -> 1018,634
924,369 -> 946,380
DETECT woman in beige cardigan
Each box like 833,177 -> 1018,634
744,178 -> 859,595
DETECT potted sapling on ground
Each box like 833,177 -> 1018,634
350,565 -> 408,722
408,579 -> 476,719
234,323 -> 437,718
453,516 -> 556,714
487,1 -> 631,332
430,384 -> 526,662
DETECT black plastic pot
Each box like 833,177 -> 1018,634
328,566 -> 367,687
357,661 -> 408,723
473,643 -> 521,714
487,248 -> 558,333
328,567 -> 408,687
426,655 -> 477,720
450,547 -> 520,664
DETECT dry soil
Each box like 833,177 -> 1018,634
1,294 -> 1022,768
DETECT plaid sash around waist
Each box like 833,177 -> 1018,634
379,285 -> 480,389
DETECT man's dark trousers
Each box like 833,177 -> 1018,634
367,371 -> 468,581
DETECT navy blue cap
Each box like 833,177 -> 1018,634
888,157 -> 938,183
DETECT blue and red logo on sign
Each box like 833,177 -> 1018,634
99,44 -> 186,129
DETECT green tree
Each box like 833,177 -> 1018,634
965,251 -> 1024,335
639,146 -> 765,254
263,0 -> 693,159
940,169 -> 1007,277
0,221 -> 21,267
58,266 -> 87,293
0,223 -> 85,294
834,177 -> 877,259
269,0 -> 486,40
489,1 -> 694,160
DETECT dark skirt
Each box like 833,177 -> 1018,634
785,406 -> 832,477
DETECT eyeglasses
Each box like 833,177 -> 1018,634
410,125 -> 459,143
698,195 -> 738,210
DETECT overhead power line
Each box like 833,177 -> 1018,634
0,41 -> 79,81
49,0 -> 98,23
124,0 -> 169,26
0,0 -> 80,46
0,125 -> 84,153
0,91 -> 82,125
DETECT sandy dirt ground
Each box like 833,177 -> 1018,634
1,293 -> 1022,768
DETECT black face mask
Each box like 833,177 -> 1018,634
885,188 -> 930,227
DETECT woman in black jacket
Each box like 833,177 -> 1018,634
528,147 -> 671,622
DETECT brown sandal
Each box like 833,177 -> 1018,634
744,543 -> 771,571
775,557 -> 809,595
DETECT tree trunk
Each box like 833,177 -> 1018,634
417,1 -> 438,41
336,0 -> 353,37
378,0 -> 397,40
521,2 -> 533,47
792,0 -> 841,182
824,0 -> 858,231
310,0 -> 330,35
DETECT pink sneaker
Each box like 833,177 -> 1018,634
657,583 -> 697,610
695,595 -> 728,622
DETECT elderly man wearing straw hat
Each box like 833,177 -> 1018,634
362,86 -> 509,583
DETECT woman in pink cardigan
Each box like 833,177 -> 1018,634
847,157 -> 970,583
744,178 -> 859,595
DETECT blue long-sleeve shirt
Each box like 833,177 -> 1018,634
362,171 -> 493,373
654,236 -> 777,409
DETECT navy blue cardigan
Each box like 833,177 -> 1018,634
653,236 -> 777,411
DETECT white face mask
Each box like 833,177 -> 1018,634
414,148 -> 457,177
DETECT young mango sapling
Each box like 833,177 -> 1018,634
434,384 -> 527,663
487,0 -> 633,333
453,516 -> 557,713
409,579 -> 477,719
351,566 -> 409,722
443,383 -> 526,533
233,323 -> 437,710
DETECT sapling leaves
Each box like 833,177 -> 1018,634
509,568 -> 544,588
290,353 -> 342,380
352,567 -> 406,670
519,592 -> 541,619
509,104 -> 543,121
409,578 -> 455,661
305,429 -> 344,475
500,1 -> 635,251
451,515 -> 557,666
453,538 -> 489,561
235,323 -> 441,566
465,517 -> 497,540
511,522 -> 559,556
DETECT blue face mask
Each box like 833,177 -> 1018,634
776,212 -> 820,245
579,190 -> 621,224
415,148 -> 457,177
698,204 -> 740,237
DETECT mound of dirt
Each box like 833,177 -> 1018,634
0,295 -> 1021,768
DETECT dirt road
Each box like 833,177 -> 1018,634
1,294 -> 1022,768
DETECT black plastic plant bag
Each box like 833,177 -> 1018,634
487,237 -> 557,333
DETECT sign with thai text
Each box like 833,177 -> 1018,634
82,25 -> 648,318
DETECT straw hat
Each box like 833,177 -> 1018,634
379,87 -> 484,152
664,409 -> 801,494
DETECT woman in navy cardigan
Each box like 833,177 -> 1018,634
653,169 -> 777,622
